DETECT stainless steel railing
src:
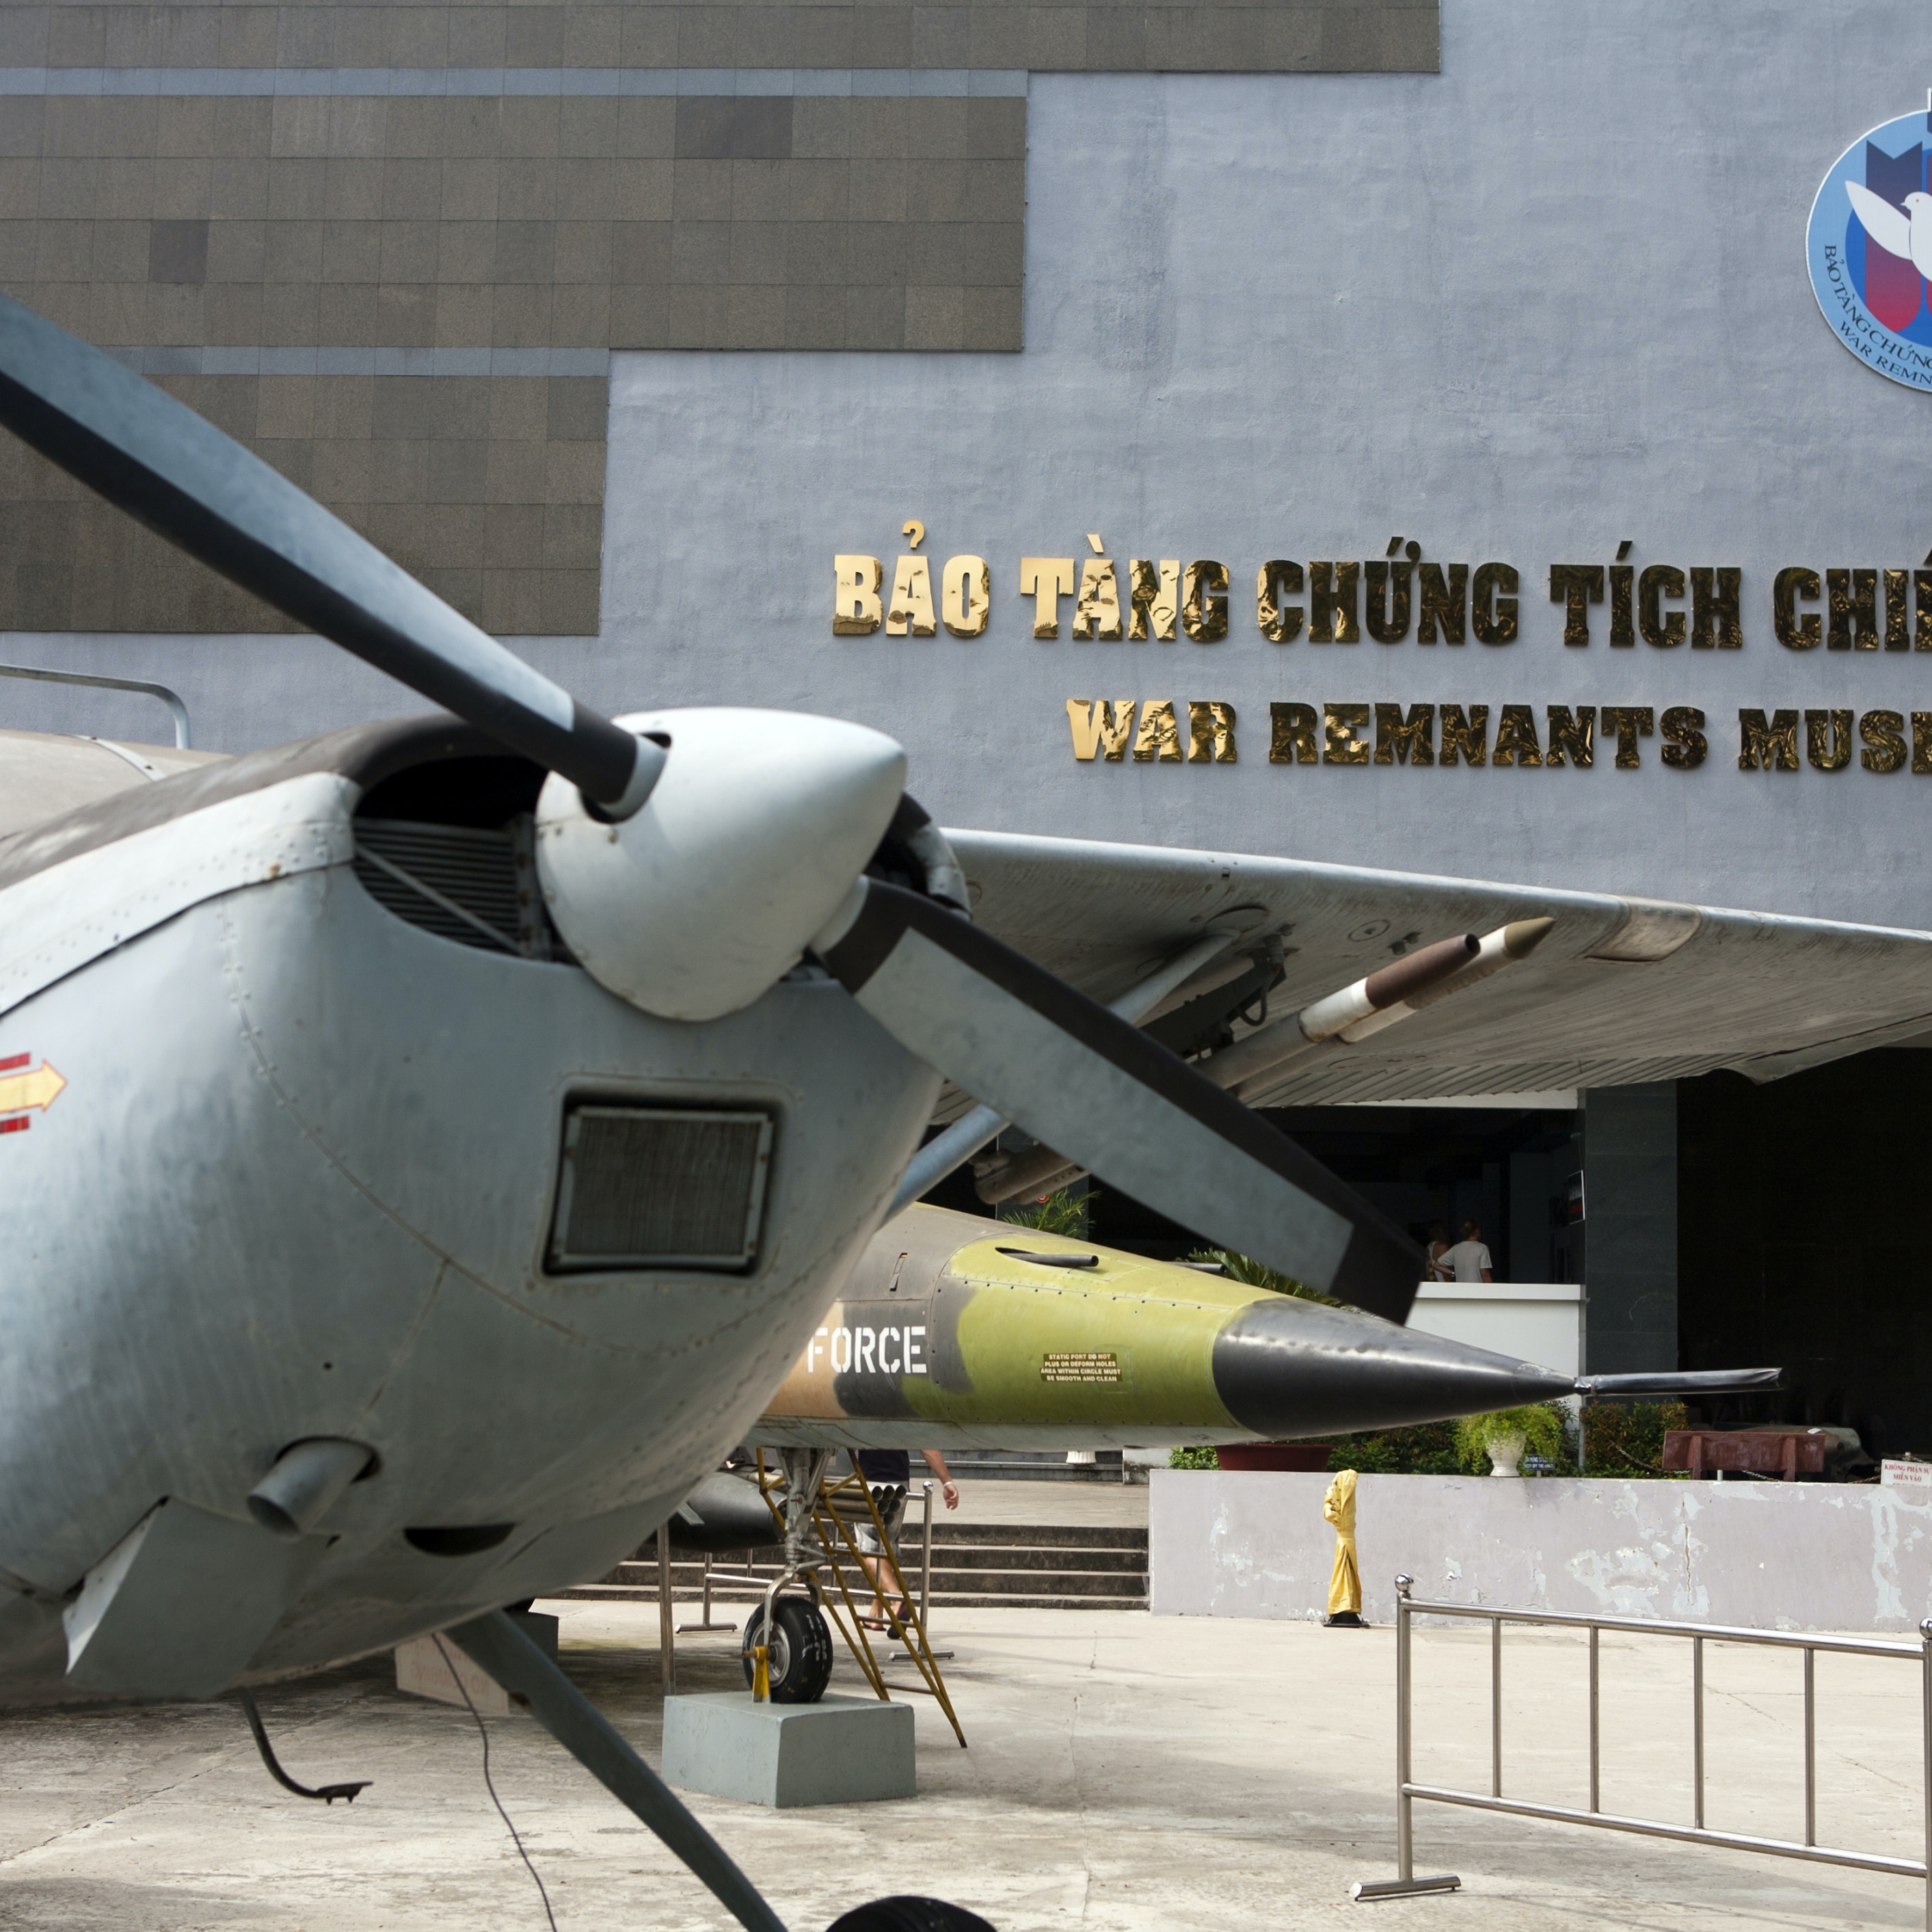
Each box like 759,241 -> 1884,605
1354,1574 -> 1932,1919
888,1481 -> 955,1664
0,662 -> 192,747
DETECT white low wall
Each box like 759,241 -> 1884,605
1407,1282 -> 1583,1380
1150,1471 -> 1932,1633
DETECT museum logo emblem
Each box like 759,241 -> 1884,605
1808,101 -> 1932,392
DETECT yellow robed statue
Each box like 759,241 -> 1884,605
1322,1468 -> 1364,1626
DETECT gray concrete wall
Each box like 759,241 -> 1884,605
7,1 -> 1930,935
1150,1469 -> 1932,1631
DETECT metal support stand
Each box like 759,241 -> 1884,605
448,1609 -> 786,1932
657,1521 -> 676,1695
678,1553 -> 740,1634
752,1451 -> 967,1745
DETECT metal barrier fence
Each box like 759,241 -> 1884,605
1354,1574 -> 1932,1922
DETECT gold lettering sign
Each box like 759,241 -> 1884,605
1309,563 -> 1359,644
1602,705 -> 1655,768
1324,701 -> 1370,763
1181,561 -> 1229,642
1257,561 -> 1303,643
1066,698 -> 1136,761
941,554 -> 991,637
1739,708 -> 1799,770
1829,569 -> 1879,651
1775,567 -> 1821,649
1269,701 -> 1317,764
1662,706 -> 1707,768
1128,559 -> 1179,640
833,554 -> 883,634
1066,700 -> 1930,777
1373,703 -> 1433,766
832,547 -> 1932,665
1132,700 -> 1181,761
1637,566 -> 1685,648
1440,703 -> 1488,766
1690,568 -> 1742,649
1073,558 -> 1123,640
1188,700 -> 1237,762
886,554 -> 936,636
1417,563 -> 1467,643
1019,556 -> 1076,639
1366,559 -> 1412,643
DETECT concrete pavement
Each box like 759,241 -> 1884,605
0,1602 -> 1922,1930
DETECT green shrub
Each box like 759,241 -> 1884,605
1002,1187 -> 1095,1236
1451,1404 -> 1568,1473
1188,1249 -> 1339,1306
1579,1400 -> 1687,1477
1320,1402 -> 1691,1477
1322,1422 -> 1463,1475
1167,1446 -> 1220,1469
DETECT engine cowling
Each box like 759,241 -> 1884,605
535,708 -> 907,1022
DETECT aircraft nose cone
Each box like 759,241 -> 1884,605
537,707 -> 908,1021
1211,1294 -> 1576,1441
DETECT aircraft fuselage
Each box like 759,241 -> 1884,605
0,723 -> 937,1702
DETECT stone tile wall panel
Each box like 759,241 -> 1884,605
0,1 -> 1433,630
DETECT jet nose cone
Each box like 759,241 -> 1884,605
1211,1294 -> 1576,1443
537,707 -> 908,1021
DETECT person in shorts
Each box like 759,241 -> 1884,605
853,1447 -> 958,1626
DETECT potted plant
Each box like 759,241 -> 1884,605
1453,1404 -> 1567,1477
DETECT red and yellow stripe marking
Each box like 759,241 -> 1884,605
0,1055 -> 66,1136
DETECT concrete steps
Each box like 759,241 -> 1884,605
557,1521 -> 1149,1613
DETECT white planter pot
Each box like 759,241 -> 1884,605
1486,1433 -> 1527,1477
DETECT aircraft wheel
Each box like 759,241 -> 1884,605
740,1596 -> 833,1704
827,1898 -> 997,1932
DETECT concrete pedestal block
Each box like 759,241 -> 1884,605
395,1610 -> 559,1715
662,1692 -> 915,1808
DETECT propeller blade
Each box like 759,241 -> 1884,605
815,880 -> 1424,1321
0,295 -> 655,814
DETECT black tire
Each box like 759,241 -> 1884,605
827,1899 -> 997,1932
740,1596 -> 833,1704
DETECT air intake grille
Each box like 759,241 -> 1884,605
353,818 -> 548,957
550,1107 -> 775,1272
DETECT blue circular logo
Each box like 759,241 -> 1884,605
1808,109 -> 1932,392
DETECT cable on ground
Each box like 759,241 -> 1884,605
433,1631 -> 559,1932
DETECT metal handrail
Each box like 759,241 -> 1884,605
0,662 -> 192,747
1354,1574 -> 1932,1917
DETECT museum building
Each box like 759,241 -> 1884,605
4,0 -> 1932,1446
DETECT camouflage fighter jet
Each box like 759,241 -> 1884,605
755,1205 -> 1773,1455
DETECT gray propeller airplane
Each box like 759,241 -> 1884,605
0,286 -> 1916,1928
0,291 -> 1453,1932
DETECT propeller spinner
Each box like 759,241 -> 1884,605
0,292 -> 1424,1320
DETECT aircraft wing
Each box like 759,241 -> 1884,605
942,828 -> 1932,1106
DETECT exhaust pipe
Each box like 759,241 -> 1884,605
247,1438 -> 373,1540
